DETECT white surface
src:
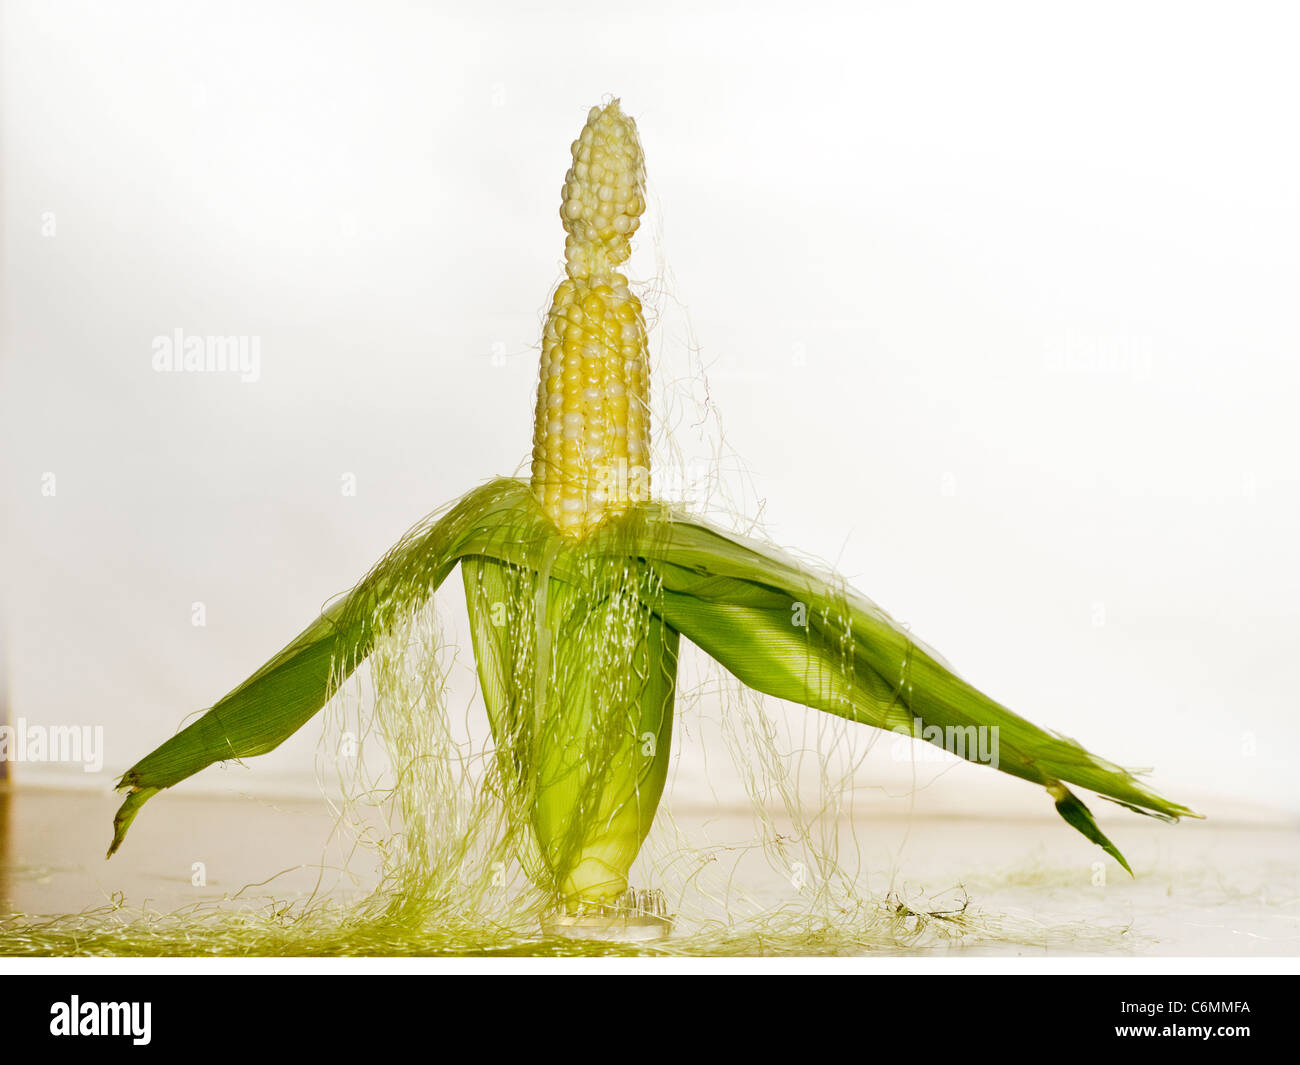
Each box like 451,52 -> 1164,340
3,788 -> 1297,956
2,2 -> 1298,819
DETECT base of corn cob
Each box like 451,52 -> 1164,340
540,889 -> 673,941
463,549 -> 677,908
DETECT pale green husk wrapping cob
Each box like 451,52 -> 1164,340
108,101 -> 1197,916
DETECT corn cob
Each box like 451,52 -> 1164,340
530,101 -> 651,538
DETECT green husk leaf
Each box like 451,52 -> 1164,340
108,479 -> 535,857
435,484 -> 1196,859
1050,785 -> 1133,874
617,509 -> 1199,845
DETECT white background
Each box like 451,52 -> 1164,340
3,1 -> 1297,817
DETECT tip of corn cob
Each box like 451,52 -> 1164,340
560,100 -> 647,280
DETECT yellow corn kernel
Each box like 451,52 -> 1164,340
531,100 -> 650,537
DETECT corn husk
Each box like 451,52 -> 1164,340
111,478 -> 1197,880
